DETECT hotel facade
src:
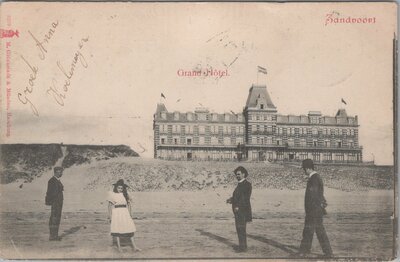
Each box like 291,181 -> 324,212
153,85 -> 362,163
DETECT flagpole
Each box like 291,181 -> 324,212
257,71 -> 259,85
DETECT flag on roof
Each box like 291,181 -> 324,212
257,66 -> 267,75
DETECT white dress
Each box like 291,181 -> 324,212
107,192 -> 136,237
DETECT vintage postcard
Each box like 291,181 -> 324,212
0,2 -> 397,260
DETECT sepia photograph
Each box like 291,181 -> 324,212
0,2 -> 397,260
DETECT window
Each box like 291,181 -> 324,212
161,138 -> 165,144
260,104 -> 264,109
323,153 -> 332,161
335,153 -> 344,161
300,139 -> 306,147
337,141 -> 342,148
277,152 -> 284,160
187,138 -> 192,145
224,137 -> 230,145
325,140 -> 330,147
312,153 -> 320,161
348,153 -> 357,161
174,138 -> 178,145
225,114 -> 230,121
225,126 -> 229,134
199,126 -> 205,134
311,117 -> 318,124
299,153 -> 308,160
256,115 -> 260,121
313,140 -> 318,147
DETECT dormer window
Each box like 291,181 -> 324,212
260,104 -> 264,109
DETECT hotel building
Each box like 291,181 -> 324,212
153,85 -> 362,163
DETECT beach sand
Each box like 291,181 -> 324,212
0,158 -> 395,259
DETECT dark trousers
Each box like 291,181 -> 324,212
234,212 -> 247,250
299,215 -> 332,255
49,201 -> 63,239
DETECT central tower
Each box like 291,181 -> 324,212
243,84 -> 278,159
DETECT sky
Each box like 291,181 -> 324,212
0,2 -> 396,165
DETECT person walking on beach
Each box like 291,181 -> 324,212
107,179 -> 141,252
296,159 -> 333,258
45,167 -> 64,241
226,166 -> 252,252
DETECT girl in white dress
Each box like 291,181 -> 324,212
107,179 -> 140,252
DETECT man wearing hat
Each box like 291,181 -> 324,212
226,166 -> 252,252
45,167 -> 64,241
297,159 -> 333,257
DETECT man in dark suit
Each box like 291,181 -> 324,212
45,167 -> 64,241
227,166 -> 252,252
298,159 -> 333,258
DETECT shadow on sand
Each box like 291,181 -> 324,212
195,229 -> 236,248
60,226 -> 85,238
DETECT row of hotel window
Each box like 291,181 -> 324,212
160,112 -> 243,121
157,150 -> 359,162
249,114 -> 355,125
256,152 -> 359,161
159,125 -> 357,136
252,126 -> 357,136
159,125 -> 245,134
159,137 -> 356,147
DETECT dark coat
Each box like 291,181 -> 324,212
45,176 -> 64,206
305,173 -> 327,217
232,179 -> 252,222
